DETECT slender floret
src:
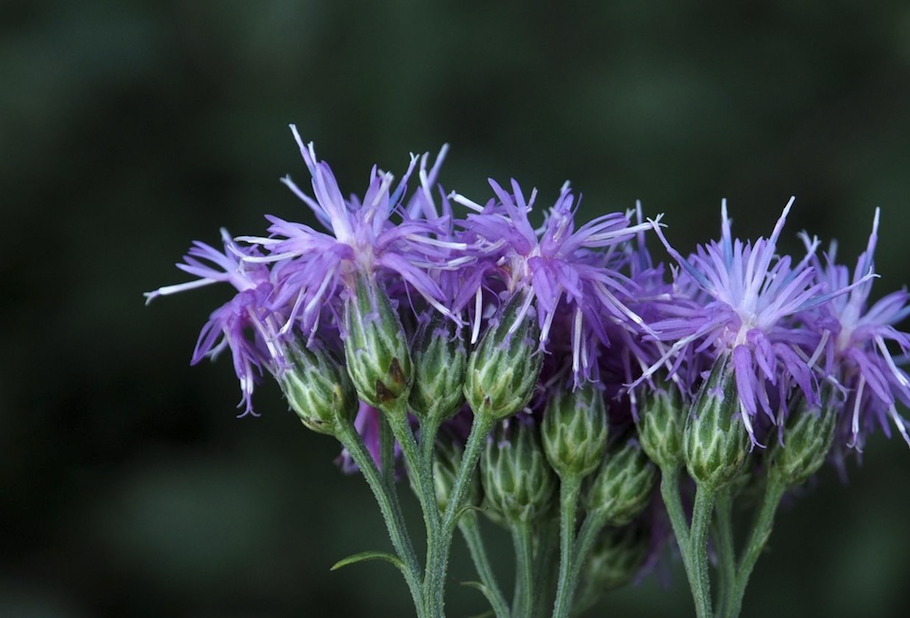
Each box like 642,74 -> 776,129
640,198 -> 850,445
809,209 -> 910,450
451,180 -> 656,384
237,126 -> 460,339
144,229 -> 282,416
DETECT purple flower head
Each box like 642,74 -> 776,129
639,198 -> 863,446
451,180 -> 656,385
808,209 -> 910,450
238,126 -> 462,341
145,229 -> 284,416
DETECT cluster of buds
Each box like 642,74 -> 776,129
147,128 -> 910,617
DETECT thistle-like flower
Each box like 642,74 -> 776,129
452,180 -> 656,384
144,229 -> 282,416
238,125 -> 458,339
807,209 -> 910,450
640,198 -> 864,445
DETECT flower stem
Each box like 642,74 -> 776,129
726,473 -> 786,618
551,474 -> 584,618
713,490 -> 735,618
459,512 -> 510,618
511,520 -> 535,618
336,421 -> 425,617
531,520 -> 559,618
384,407 -> 444,618
426,414 -> 496,618
689,484 -> 717,618
659,466 -> 691,561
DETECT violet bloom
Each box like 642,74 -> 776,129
640,198 -> 854,445
810,209 -> 910,450
237,126 -> 460,339
145,229 -> 283,416
451,180 -> 655,384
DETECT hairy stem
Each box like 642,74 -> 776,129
511,520 -> 535,618
726,473 -> 786,618
385,408 -> 443,618
459,513 -> 510,618
551,475 -> 584,618
337,421 -> 425,617
689,484 -> 717,618
713,490 -> 735,618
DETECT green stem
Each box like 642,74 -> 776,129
336,421 -> 425,617
531,520 -> 559,618
689,484 -> 717,618
659,466 -> 690,560
459,513 -> 510,618
427,414 -> 496,618
713,490 -> 735,618
384,407 -> 443,618
511,520 -> 535,618
380,414 -> 396,487
726,473 -> 786,618
551,475 -> 584,618
442,415 -> 496,537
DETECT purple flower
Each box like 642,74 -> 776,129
639,198 -> 860,445
808,209 -> 910,450
451,180 -> 655,384
237,126 -> 460,340
145,229 -> 284,416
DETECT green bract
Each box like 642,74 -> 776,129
770,397 -> 837,487
279,341 -> 358,436
465,291 -> 543,421
684,353 -> 750,490
481,420 -> 556,526
343,273 -> 413,413
584,438 -> 657,526
583,522 -> 651,593
409,314 -> 468,423
542,383 -> 609,479
637,383 -> 684,470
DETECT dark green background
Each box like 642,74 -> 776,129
3,1 -> 909,617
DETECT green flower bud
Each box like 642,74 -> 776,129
584,439 -> 657,526
582,522 -> 651,593
770,398 -> 836,487
278,341 -> 358,436
343,273 -> 413,413
415,438 -> 481,513
637,383 -> 684,470
465,291 -> 543,421
684,353 -> 749,490
409,314 -> 468,423
481,420 -> 556,526
542,383 -> 609,479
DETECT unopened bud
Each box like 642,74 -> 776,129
637,383 -> 684,470
542,383 -> 609,479
481,419 -> 556,526
583,522 -> 651,592
344,273 -> 413,413
279,341 -> 358,436
465,291 -> 543,421
409,314 -> 468,423
684,352 -> 749,490
770,397 -> 836,487
584,439 -> 657,526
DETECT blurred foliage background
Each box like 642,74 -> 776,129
2,1 -> 910,617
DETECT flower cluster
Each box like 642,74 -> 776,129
148,128 -> 909,617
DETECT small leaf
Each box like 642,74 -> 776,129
460,581 -> 498,618
330,550 -> 405,575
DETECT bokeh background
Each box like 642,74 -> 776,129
3,1 -> 910,617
